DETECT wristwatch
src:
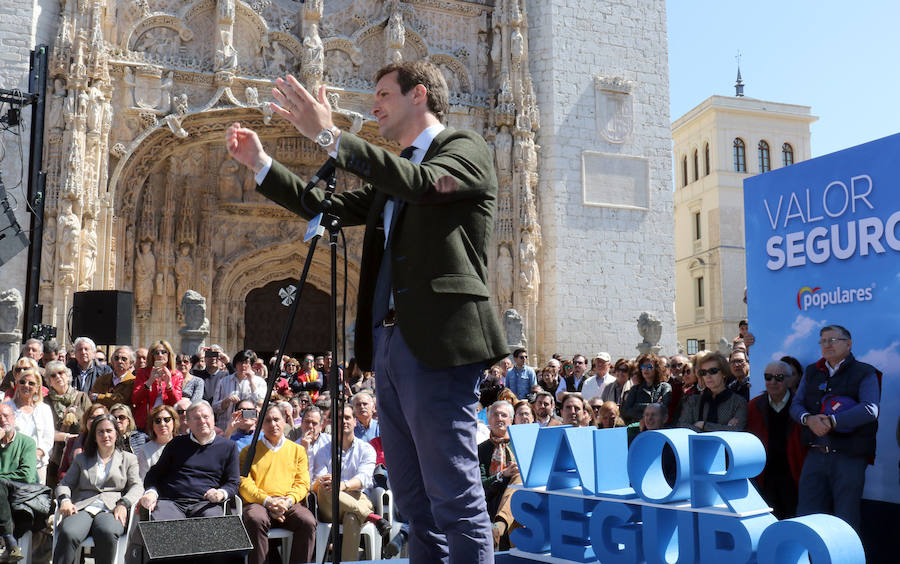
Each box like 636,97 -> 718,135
315,126 -> 340,149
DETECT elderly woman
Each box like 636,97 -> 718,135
135,405 -> 177,478
132,340 -> 183,431
44,361 -> 92,487
109,403 -> 146,454
622,354 -> 672,424
212,349 -> 266,428
681,361 -> 700,397
3,367 -> 55,483
58,403 -> 109,482
53,413 -> 142,564
176,354 -> 204,403
595,401 -> 625,429
678,350 -> 747,432
3,357 -> 42,398
513,400 -> 535,425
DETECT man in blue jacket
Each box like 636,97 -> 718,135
790,324 -> 880,533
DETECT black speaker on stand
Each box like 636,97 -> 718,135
71,290 -> 133,345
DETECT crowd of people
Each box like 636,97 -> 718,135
0,320 -> 880,561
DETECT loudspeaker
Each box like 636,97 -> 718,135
138,515 -> 252,562
71,290 -> 133,345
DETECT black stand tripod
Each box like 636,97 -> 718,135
240,170 -> 349,564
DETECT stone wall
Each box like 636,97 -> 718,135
525,0 -> 676,361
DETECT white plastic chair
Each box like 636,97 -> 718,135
51,506 -> 137,564
312,488 -> 389,562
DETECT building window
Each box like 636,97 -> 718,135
783,143 -> 794,166
733,138 -> 746,172
758,140 -> 771,172
696,276 -> 704,308
692,150 -> 699,181
694,211 -> 701,240
682,155 -> 688,187
704,143 -> 710,176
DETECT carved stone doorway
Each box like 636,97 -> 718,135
243,278 -> 330,361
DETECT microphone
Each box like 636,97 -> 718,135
307,157 -> 336,188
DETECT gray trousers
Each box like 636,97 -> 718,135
53,511 -> 124,564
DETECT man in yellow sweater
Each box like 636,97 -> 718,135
239,405 -> 316,564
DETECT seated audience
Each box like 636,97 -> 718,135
622,354 -> 672,423
132,340 -> 183,432
478,401 -> 520,550
627,402 -> 668,444
139,401 -> 240,519
135,405 -> 177,478
213,350 -> 266,429
177,354 -> 205,403
53,414 -> 142,564
173,398 -> 191,435
352,391 -> 379,442
0,402 -> 38,561
224,400 -> 259,451
295,406 -> 329,474
559,393 -> 590,427
90,346 -> 136,409
239,405 -> 316,564
531,391 -> 561,427
595,401 -> 624,429
678,351 -> 747,432
513,400 -> 535,424
44,360 -> 91,487
109,404 -> 146,454
311,405 -> 387,561
3,367 -> 54,483
58,403 -> 109,482
67,337 -> 113,394
747,361 -> 807,519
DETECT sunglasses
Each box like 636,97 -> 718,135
590,405 -> 603,412
639,363 -> 654,370
17,380 -> 36,387
13,366 -> 27,372
114,415 -> 129,421
153,416 -> 173,424
696,367 -> 722,377
764,373 -> 786,382
152,350 -> 168,356
176,408 -> 187,415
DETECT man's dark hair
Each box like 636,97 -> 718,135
374,61 -> 449,120
43,340 -> 59,354
820,325 -> 851,340
513,348 -> 527,359
738,320 -> 748,328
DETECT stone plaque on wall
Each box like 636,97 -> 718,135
582,151 -> 650,211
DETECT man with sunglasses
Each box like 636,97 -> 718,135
556,354 -> 588,402
746,361 -> 806,519
506,349 -> 536,401
790,324 -> 880,534
91,346 -> 136,408
727,349 -> 751,401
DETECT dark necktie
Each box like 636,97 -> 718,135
373,146 -> 416,325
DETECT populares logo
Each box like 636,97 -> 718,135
797,283 -> 875,310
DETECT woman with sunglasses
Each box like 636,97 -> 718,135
681,361 -> 700,397
53,413 -> 142,564
135,405 -> 177,478
175,354 -> 204,403
622,354 -> 672,424
43,360 -> 92,487
677,350 -> 747,432
131,340 -> 183,431
3,366 -> 55,483
2,357 -> 42,398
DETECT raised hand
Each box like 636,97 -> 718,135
225,122 -> 269,173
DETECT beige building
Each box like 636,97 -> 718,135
672,93 -> 816,354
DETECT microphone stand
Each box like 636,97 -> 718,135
240,170 -> 347,564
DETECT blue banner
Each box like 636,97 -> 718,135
744,133 -> 900,503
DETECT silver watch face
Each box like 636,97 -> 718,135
316,129 -> 335,148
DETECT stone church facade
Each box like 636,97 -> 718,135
1,0 -> 676,363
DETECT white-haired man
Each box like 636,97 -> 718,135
352,391 -> 379,443
67,337 -> 112,394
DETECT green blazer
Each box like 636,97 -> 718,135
259,128 -> 509,371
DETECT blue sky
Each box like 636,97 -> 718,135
667,1 -> 900,158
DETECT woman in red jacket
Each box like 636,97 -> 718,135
131,340 -> 183,431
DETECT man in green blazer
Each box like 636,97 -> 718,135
227,61 -> 507,563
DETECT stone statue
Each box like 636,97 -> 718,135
503,309 -> 525,349
636,312 -> 663,355
57,199 -> 80,278
124,67 -> 137,107
78,215 -> 98,290
494,125 -> 512,181
178,290 -> 209,354
245,86 -> 259,107
86,87 -> 103,133
174,243 -> 194,307
48,79 -> 66,130
0,289 -> 23,370
301,25 -> 324,89
717,337 -> 732,355
158,71 -> 173,114
497,245 -> 513,306
386,1 -> 405,64
518,238 -> 539,299
216,29 -> 238,70
218,158 -> 243,202
40,214 -> 56,285
135,240 -> 156,315
173,93 -> 188,116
